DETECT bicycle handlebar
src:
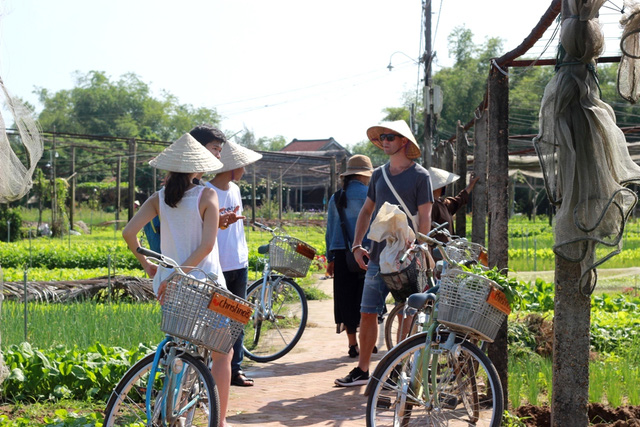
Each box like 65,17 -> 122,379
398,222 -> 449,264
137,247 -> 182,272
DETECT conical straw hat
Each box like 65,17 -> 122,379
149,133 -> 223,173
366,120 -> 421,159
429,167 -> 460,190
215,140 -> 263,173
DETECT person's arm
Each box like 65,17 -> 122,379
180,187 -> 219,273
351,197 -> 375,269
122,193 -> 160,278
325,195 -> 338,277
417,201 -> 435,268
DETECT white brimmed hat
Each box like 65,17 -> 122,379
340,154 -> 373,177
149,133 -> 223,173
366,120 -> 421,159
429,167 -> 460,190
215,140 -> 263,173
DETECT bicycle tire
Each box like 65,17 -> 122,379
366,332 -> 503,427
384,303 -> 415,351
104,350 -> 220,426
243,275 -> 308,362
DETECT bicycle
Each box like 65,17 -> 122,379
104,247 -> 253,427
382,222 -> 450,351
365,232 -> 509,426
242,222 -> 317,362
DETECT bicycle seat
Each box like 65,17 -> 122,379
407,292 -> 436,310
258,244 -> 270,254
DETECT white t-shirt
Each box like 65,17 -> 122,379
206,181 -> 249,272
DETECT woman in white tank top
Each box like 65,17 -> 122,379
122,133 -> 235,427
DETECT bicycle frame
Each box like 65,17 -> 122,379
146,337 -> 209,425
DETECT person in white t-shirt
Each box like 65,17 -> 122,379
203,139 -> 262,387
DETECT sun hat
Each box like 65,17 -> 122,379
215,140 -> 263,173
149,133 -> 223,173
429,167 -> 460,190
340,154 -> 374,177
366,120 -> 421,159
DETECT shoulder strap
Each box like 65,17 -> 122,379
381,164 -> 419,232
335,189 -> 353,248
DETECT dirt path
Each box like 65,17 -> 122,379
226,275 -> 385,426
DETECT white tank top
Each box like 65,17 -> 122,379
153,185 -> 226,293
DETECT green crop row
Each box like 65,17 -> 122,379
1,342 -> 151,403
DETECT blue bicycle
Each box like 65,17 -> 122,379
104,248 -> 253,426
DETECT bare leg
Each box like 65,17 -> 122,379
347,332 -> 357,347
357,312 -> 379,372
210,349 -> 233,427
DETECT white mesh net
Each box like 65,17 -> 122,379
0,77 -> 44,203
618,1 -> 640,103
534,0 -> 640,294
0,76 -> 43,384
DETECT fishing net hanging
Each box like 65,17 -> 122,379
0,76 -> 43,385
534,0 -> 640,294
618,1 -> 640,102
0,76 -> 44,203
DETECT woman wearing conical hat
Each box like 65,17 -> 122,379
122,132 -> 235,427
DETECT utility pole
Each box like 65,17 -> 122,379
422,0 -> 433,168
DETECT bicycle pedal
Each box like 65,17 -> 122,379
439,393 -> 459,409
376,396 -> 392,409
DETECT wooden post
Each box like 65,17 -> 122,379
127,139 -> 137,221
251,169 -> 256,224
552,258 -> 590,426
278,167 -> 283,223
455,121 -> 467,237
330,157 -> 337,195
266,173 -> 271,220
69,146 -> 76,231
116,156 -> 122,229
487,62 -> 509,407
472,110 -> 488,246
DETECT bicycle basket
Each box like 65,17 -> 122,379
380,251 -> 430,303
444,239 -> 488,267
437,269 -> 508,342
269,235 -> 317,277
160,272 -> 254,354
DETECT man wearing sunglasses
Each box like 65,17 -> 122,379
335,120 -> 434,387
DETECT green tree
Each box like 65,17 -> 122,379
34,71 -> 222,190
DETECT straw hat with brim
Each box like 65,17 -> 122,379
366,120 -> 421,159
429,167 -> 460,190
149,133 -> 223,173
340,154 -> 374,177
214,140 -> 263,173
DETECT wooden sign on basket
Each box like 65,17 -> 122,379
208,293 -> 253,325
486,287 -> 511,315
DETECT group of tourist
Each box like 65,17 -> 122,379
122,119 -> 475,425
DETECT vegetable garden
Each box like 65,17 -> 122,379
1,211 -> 640,425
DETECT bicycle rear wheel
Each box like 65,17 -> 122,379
366,332 -> 503,427
104,350 -> 220,426
384,303 -> 415,350
243,275 -> 308,362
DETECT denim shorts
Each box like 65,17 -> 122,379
360,262 -> 390,315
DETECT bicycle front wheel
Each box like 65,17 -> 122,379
366,332 -> 503,427
104,350 -> 220,426
243,276 -> 308,362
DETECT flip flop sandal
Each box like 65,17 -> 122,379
231,372 -> 254,387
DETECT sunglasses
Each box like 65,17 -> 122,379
379,134 -> 402,142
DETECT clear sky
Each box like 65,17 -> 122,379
0,0 -> 625,147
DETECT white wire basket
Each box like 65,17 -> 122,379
444,239 -> 488,267
437,268 -> 508,342
269,235 -> 317,277
160,272 -> 254,354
